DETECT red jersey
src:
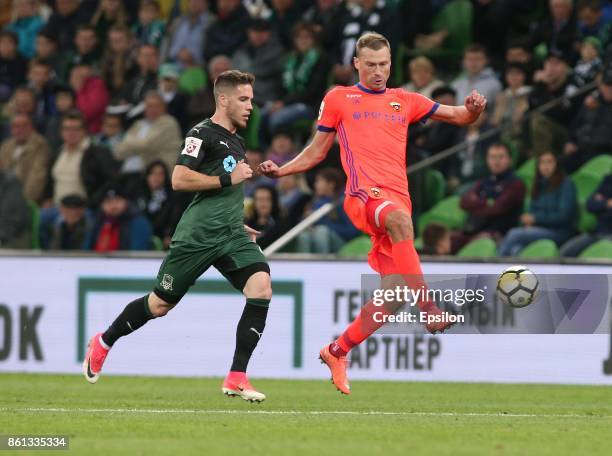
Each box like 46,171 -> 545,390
317,83 -> 439,200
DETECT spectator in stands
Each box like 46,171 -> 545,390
244,185 -> 287,249
35,30 -> 62,78
139,160 -> 176,246
277,173 -> 311,227
0,30 -> 28,103
491,63 -> 531,137
231,19 -> 285,107
263,22 -> 331,138
269,0 -> 302,51
84,182 -> 152,252
577,0 -> 612,48
90,0 -> 129,43
69,63 -> 109,134
529,0 -> 578,62
42,194 -> 92,250
28,59 -> 57,120
563,75 -> 612,172
0,169 -> 30,249
560,173 -> 612,256
333,0 -> 398,85
7,0 -> 45,59
505,38 -> 534,83
167,0 -> 211,65
186,54 -> 231,126
499,151 -> 577,256
60,24 -> 102,82
297,168 -> 359,253
2,86 -> 44,134
49,111 -> 118,207
452,44 -> 502,111
45,86 -> 75,156
115,91 -> 182,172
528,50 -> 579,156
204,0 -> 250,60
302,0 -> 345,51
45,0 -> 92,51
402,56 -> 443,98
266,131 -> 297,167
574,36 -> 603,88
453,143 -> 526,252
133,0 -> 166,49
102,25 -> 138,97
0,113 -> 50,203
116,44 -> 159,110
420,223 -> 451,256
157,63 -> 190,132
93,113 -> 124,153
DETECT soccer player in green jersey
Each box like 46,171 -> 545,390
83,71 -> 271,402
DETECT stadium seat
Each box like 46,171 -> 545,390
571,172 -> 600,232
418,195 -> 467,235
240,104 -> 261,150
516,157 -> 536,191
577,154 -> 612,180
337,235 -> 371,257
431,0 -> 474,58
518,239 -> 559,258
151,236 -> 164,251
456,237 -> 497,258
423,168 -> 446,211
414,237 -> 423,251
578,239 -> 612,259
27,200 -> 40,249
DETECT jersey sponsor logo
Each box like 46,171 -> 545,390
223,155 -> 237,172
181,137 -> 203,158
250,327 -> 263,339
219,140 -> 230,149
390,101 -> 401,112
351,111 -> 407,125
346,94 -> 361,98
161,274 -> 174,291
318,101 -> 325,120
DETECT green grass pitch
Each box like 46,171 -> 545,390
1,373 -> 611,455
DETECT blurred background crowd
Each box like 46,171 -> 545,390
0,0 -> 611,260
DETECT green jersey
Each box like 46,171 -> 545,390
173,118 -> 246,246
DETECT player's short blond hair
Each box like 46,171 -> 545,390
356,32 -> 390,56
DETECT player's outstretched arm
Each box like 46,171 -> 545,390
431,89 -> 487,126
259,130 -> 335,178
172,162 -> 252,192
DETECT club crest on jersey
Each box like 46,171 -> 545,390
223,155 -> 237,172
161,274 -> 174,291
390,102 -> 401,112
181,136 -> 202,158
369,187 -> 383,199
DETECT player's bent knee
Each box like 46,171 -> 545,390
385,210 -> 414,241
243,271 -> 272,300
148,291 -> 177,317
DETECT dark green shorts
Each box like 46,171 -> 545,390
153,232 -> 268,304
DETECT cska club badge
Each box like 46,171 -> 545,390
390,102 -> 401,112
369,187 -> 383,199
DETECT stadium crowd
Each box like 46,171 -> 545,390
0,0 -> 611,259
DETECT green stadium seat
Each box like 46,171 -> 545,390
239,104 -> 261,150
571,172 -> 600,233
27,200 -> 40,249
418,195 -> 467,235
456,237 -> 497,258
414,237 -> 423,251
518,239 -> 559,258
151,235 -> 164,251
423,168 -> 446,211
337,235 -> 371,257
577,155 -> 612,179
431,0 -> 474,57
516,157 -> 536,191
578,239 -> 612,259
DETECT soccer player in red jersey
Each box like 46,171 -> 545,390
260,32 -> 486,394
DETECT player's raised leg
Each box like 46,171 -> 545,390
222,269 -> 272,402
83,292 -> 175,383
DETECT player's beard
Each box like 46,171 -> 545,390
228,105 -> 249,130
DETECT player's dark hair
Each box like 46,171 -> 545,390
213,70 -> 255,101
532,151 -> 566,200
61,110 -> 86,129
422,223 -> 449,254
356,32 -> 390,56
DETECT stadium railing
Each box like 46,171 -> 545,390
263,80 -> 600,257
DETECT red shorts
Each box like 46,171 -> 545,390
343,186 -> 412,274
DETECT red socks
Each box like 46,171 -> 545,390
391,239 -> 434,312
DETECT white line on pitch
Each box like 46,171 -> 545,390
0,407 -> 610,419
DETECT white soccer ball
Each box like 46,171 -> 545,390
496,265 -> 539,308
